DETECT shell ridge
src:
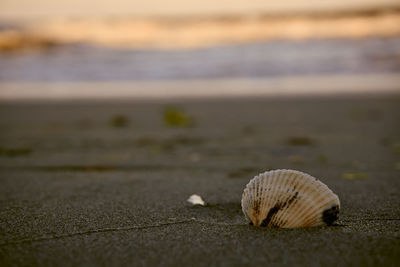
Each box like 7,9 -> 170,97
270,170 -> 286,227
291,187 -> 338,227
281,171 -> 298,227
251,176 -> 260,224
284,171 -> 313,227
260,172 -> 269,225
265,170 -> 295,227
288,189 -> 323,227
274,171 -> 297,227
283,171 -> 304,227
262,170 -> 276,227
275,172 -> 293,227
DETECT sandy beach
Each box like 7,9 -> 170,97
1,74 -> 400,100
0,94 -> 399,266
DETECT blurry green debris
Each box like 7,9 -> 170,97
149,143 -> 175,155
392,143 -> 400,154
286,136 -> 315,146
379,137 -> 392,147
316,154 -> 328,164
378,138 -> 400,154
342,173 -> 368,180
134,137 -> 158,147
110,115 -> 129,128
163,107 -> 194,127
288,155 -> 305,164
0,147 -> 32,157
228,167 -> 260,178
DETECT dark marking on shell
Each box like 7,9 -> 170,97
272,192 -> 299,227
252,200 -> 261,216
270,222 -> 279,228
284,191 -> 298,208
260,203 -> 281,227
257,192 -> 299,227
322,205 -> 340,225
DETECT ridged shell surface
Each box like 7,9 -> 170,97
241,169 -> 340,228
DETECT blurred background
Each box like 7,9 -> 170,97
0,0 -> 400,99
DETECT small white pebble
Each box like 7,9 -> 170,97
187,194 -> 205,206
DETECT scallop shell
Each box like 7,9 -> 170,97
241,169 -> 340,228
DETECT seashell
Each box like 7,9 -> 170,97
187,194 -> 206,206
241,169 -> 340,228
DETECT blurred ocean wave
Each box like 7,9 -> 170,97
0,37 -> 399,81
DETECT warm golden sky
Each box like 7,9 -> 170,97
0,0 -> 399,18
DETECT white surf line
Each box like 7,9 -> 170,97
0,73 -> 399,101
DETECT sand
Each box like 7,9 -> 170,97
0,95 -> 399,266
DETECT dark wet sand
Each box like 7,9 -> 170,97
0,95 -> 399,266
